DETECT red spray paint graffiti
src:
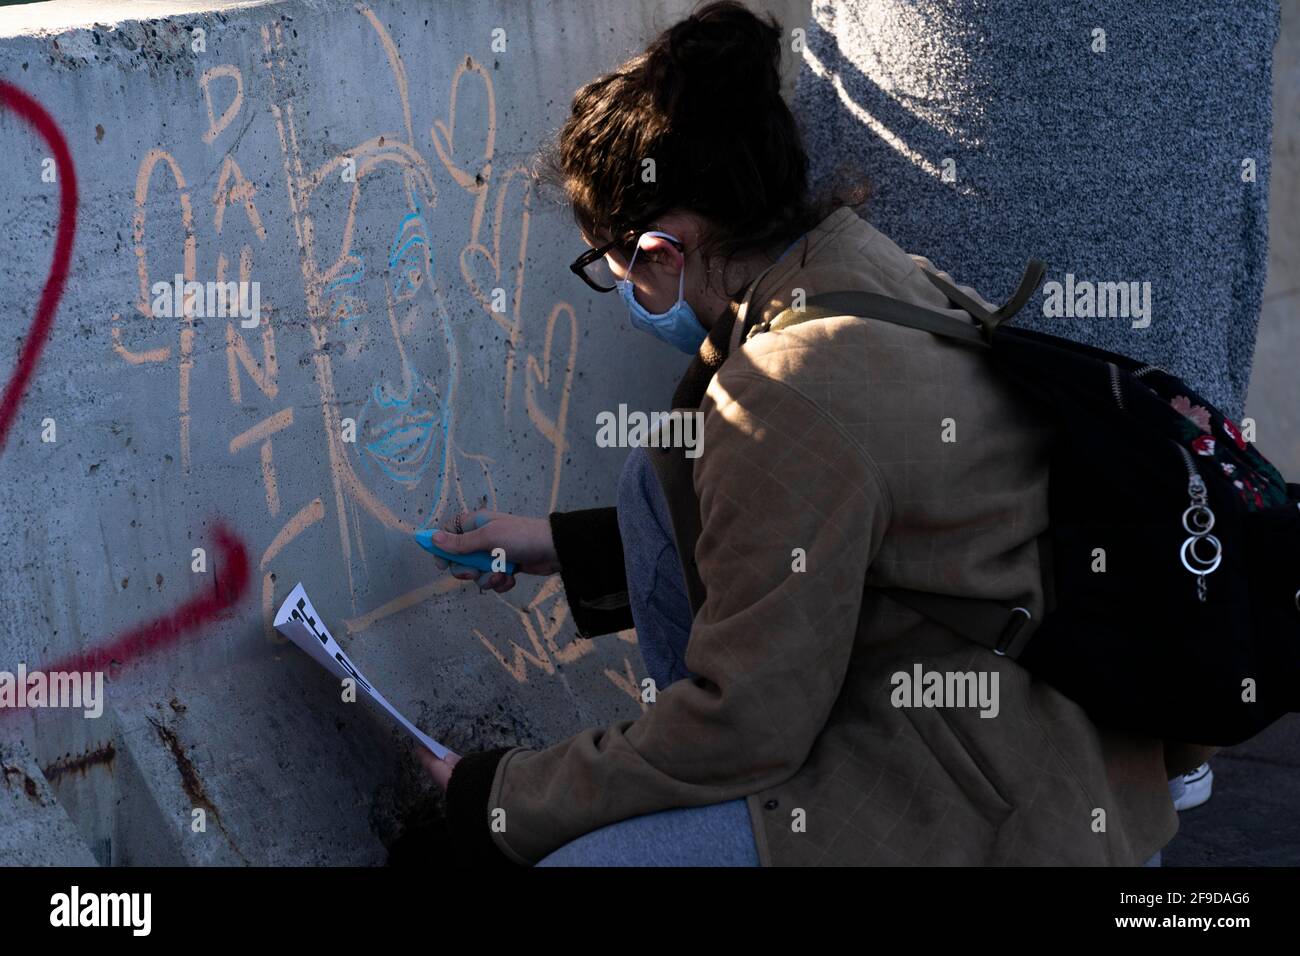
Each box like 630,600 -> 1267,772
0,524 -> 250,718
46,524 -> 252,676
0,80 -> 77,453
0,83 -> 252,694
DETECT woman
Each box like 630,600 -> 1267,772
418,1 -> 1194,866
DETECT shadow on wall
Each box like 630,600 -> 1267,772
793,0 -> 1280,421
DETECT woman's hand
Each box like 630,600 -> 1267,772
417,748 -> 460,790
432,510 -> 560,593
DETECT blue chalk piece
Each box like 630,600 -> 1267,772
413,527 -> 518,576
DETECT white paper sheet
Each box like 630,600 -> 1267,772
273,582 -> 451,759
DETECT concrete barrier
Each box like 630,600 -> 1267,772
0,0 -> 798,864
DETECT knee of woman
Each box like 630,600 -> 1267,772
616,445 -> 673,536
533,827 -> 631,867
616,446 -> 651,512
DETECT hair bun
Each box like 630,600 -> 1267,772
549,0 -> 823,277
647,2 -> 783,120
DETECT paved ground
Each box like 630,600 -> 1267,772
1164,714 -> 1300,866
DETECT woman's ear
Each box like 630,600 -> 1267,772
636,233 -> 685,275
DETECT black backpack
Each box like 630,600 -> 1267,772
756,261 -> 1300,746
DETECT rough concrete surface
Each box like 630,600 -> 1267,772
796,0 -> 1279,422
0,0 -> 768,864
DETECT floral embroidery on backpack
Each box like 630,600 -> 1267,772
1222,418 -> 1248,451
1168,395 -> 1288,510
1171,395 -> 1211,433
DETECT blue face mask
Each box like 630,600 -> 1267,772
614,231 -> 708,354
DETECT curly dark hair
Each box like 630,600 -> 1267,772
540,1 -> 858,290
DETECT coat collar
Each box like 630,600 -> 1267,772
670,207 -> 861,411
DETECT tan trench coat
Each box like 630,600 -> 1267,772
450,207 -> 1213,866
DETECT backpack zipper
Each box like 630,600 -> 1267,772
1107,362 -> 1125,410
1174,440 -> 1219,602
1110,358 -> 1220,602
1109,360 -> 1225,600
1174,440 -> 1198,483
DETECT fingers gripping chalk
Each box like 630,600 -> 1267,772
414,514 -> 518,575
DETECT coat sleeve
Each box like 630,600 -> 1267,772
548,506 -> 633,638
478,366 -> 893,865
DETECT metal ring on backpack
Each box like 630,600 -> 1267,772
1181,505 -> 1215,536
1180,534 -> 1222,575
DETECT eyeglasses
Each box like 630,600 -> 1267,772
569,227 -> 684,293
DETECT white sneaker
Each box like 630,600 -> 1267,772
1168,762 -> 1213,811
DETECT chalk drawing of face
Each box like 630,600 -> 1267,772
317,150 -> 460,534
262,5 -> 509,621
327,194 -> 444,484
354,207 -> 446,488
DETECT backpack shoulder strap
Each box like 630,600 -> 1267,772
753,259 -> 1046,346
875,534 -> 1055,660
922,259 -> 1046,339
877,587 -> 1036,658
744,258 -> 1054,661
761,291 -> 991,346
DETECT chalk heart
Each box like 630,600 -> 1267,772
460,241 -> 507,318
431,119 -> 489,191
458,174 -> 532,327
429,63 -> 492,192
525,306 -> 576,449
